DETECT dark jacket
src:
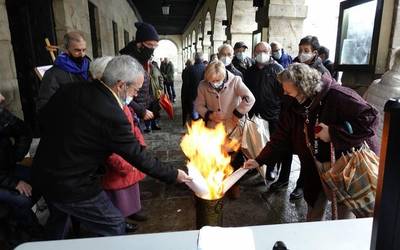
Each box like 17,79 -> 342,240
232,56 -> 254,76
162,61 -> 174,83
33,80 -> 178,202
255,76 -> 378,206
182,60 -> 206,121
119,41 -> 151,118
0,107 -> 32,190
244,62 -> 284,121
275,49 -> 293,69
37,65 -> 86,111
293,56 -> 331,77
226,64 -> 243,80
323,59 -> 338,80
181,65 -> 192,125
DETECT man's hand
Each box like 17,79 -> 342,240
244,159 -> 260,169
210,111 -> 225,123
176,169 -> 193,183
315,122 -> 331,142
15,180 -> 32,197
143,110 -> 154,120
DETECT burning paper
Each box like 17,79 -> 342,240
181,120 -> 247,200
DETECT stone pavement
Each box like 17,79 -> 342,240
133,75 -> 312,234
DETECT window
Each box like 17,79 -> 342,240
112,21 -> 119,55
124,30 -> 130,46
88,2 -> 102,57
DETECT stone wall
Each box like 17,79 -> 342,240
0,0 -> 23,119
53,0 -> 139,58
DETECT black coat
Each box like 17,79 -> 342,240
244,62 -> 284,121
232,56 -> 254,76
33,80 -> 178,202
184,61 -> 206,112
293,56 -> 331,77
37,66 -> 86,111
181,66 -> 192,125
0,107 -> 32,190
226,64 -> 243,80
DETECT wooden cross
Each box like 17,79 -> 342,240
45,38 -> 58,62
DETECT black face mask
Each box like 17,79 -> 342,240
71,55 -> 84,64
138,45 -> 155,63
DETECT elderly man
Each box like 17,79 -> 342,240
218,44 -> 243,79
33,56 -> 191,240
37,31 -> 90,111
232,41 -> 254,75
270,41 -> 293,69
244,42 -> 293,185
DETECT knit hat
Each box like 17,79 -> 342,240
135,22 -> 159,42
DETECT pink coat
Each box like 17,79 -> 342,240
102,105 -> 146,190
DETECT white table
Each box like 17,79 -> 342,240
16,218 -> 373,250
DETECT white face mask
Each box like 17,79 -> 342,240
210,81 -> 224,89
220,56 -> 232,66
235,52 -> 244,61
299,52 -> 314,63
255,52 -> 270,64
272,50 -> 282,60
125,96 -> 133,105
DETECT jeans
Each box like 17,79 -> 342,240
45,191 -> 125,240
164,81 -> 176,101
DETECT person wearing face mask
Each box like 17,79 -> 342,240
195,61 -> 255,199
244,42 -> 290,182
293,35 -> 331,77
33,55 -> 192,240
232,41 -> 254,76
218,44 -> 243,80
37,31 -> 90,112
119,22 -> 160,124
244,63 -> 378,221
270,41 -> 293,69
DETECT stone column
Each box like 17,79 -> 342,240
0,0 -> 23,119
264,0 -> 308,55
230,0 -> 257,49
213,40 -> 224,54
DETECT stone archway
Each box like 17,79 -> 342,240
196,21 -> 203,53
213,0 -> 227,53
230,0 -> 257,54
203,11 -> 212,60
154,39 -> 182,72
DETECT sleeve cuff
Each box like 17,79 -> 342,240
233,109 -> 244,119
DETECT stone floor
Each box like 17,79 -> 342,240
133,76 -> 310,234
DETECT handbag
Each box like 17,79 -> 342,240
159,91 -> 174,119
305,124 -> 378,218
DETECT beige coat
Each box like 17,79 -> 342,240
195,71 -> 255,132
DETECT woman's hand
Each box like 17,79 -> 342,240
210,111 -> 225,123
244,159 -> 260,169
315,122 -> 331,142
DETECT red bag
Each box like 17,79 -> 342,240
159,93 -> 174,119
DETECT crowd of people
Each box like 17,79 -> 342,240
0,17 -> 396,248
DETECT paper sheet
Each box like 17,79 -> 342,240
197,226 -> 256,250
185,167 -> 249,199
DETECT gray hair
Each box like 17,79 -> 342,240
194,52 -> 203,61
63,31 -> 85,49
102,55 -> 145,87
254,42 -> 271,53
277,63 -> 322,98
90,56 -> 114,80
270,41 -> 282,50
218,44 -> 234,55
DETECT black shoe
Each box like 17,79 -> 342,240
151,125 -> 161,130
273,241 -> 288,250
289,187 -> 304,200
128,212 -> 148,222
143,128 -> 151,133
265,171 -> 276,181
269,181 -> 289,192
125,222 -> 138,233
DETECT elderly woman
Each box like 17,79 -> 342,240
245,63 -> 378,220
91,57 -> 147,233
195,60 -> 255,198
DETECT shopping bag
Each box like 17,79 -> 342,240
241,115 -> 270,178
159,93 -> 174,119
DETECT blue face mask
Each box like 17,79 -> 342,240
272,50 -> 282,60
235,52 -> 244,61
125,96 -> 133,105
210,81 -> 224,89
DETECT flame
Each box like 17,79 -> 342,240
180,120 -> 240,200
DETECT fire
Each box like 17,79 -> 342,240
180,120 -> 240,200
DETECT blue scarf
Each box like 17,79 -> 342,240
54,52 -> 90,80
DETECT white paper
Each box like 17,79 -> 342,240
186,167 -> 249,199
222,167 -> 249,194
186,165 -> 209,198
197,226 -> 255,250
34,65 -> 53,80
